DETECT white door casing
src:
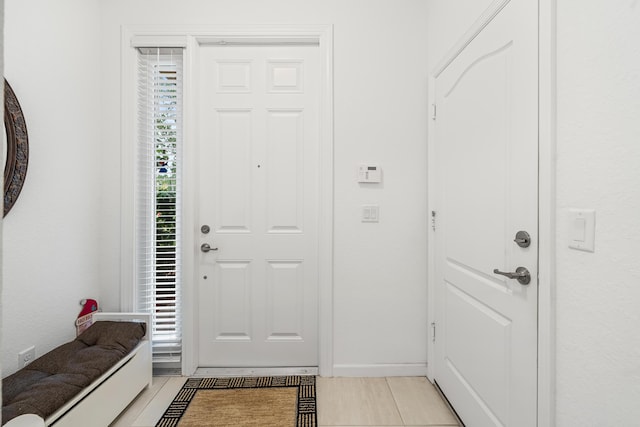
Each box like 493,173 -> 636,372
431,0 -> 539,426
196,44 -> 321,367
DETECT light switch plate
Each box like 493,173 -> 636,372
362,205 -> 379,222
568,209 -> 595,252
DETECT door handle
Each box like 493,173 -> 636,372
493,267 -> 531,285
201,243 -> 218,253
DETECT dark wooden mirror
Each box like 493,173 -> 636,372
4,79 -> 29,216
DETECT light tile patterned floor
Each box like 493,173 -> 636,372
110,376 -> 460,427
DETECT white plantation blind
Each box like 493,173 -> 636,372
136,47 -> 183,365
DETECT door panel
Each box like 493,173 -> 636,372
266,109 -> 304,232
214,261 -> 252,341
433,1 -> 538,425
266,260 -> 304,340
197,45 -> 320,367
444,282 -> 511,421
215,109 -> 253,232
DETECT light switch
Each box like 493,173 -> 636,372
362,205 -> 379,223
569,209 -> 595,252
571,218 -> 586,242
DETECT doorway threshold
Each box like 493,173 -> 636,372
193,367 -> 318,377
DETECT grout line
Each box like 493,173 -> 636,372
137,377 -> 170,411
385,376 -> 408,426
131,377 -> 187,426
111,377 -> 170,426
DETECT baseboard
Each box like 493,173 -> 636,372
192,367 -> 318,377
331,363 -> 428,377
191,364 -> 427,378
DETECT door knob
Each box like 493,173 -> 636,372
493,267 -> 531,285
201,243 -> 218,253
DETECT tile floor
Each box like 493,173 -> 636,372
110,376 -> 461,427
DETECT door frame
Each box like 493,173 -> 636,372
120,24 -> 335,377
426,1 -> 556,425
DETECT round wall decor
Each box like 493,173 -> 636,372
4,79 -> 29,216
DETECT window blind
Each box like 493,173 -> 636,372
136,47 -> 183,365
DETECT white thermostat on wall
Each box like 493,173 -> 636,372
358,164 -> 382,183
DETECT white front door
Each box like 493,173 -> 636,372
196,44 -> 320,367
432,1 -> 538,425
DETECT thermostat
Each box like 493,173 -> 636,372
358,165 -> 382,183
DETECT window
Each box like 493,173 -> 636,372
136,47 -> 183,366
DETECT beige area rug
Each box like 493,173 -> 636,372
156,376 -> 316,427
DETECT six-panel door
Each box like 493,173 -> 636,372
197,44 -> 321,367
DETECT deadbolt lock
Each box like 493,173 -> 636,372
514,230 -> 531,248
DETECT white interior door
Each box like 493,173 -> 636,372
432,1 -> 538,425
196,44 -> 320,367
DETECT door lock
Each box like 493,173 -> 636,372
201,243 -> 218,253
513,230 -> 531,248
493,267 -> 531,285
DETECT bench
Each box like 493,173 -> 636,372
2,313 -> 152,427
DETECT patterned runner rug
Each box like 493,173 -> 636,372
155,376 -> 316,427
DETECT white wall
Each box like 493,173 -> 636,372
98,0 -> 430,375
2,0 -> 102,375
555,1 -> 640,425
426,0 -> 640,425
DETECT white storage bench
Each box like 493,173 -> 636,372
3,313 -> 152,427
